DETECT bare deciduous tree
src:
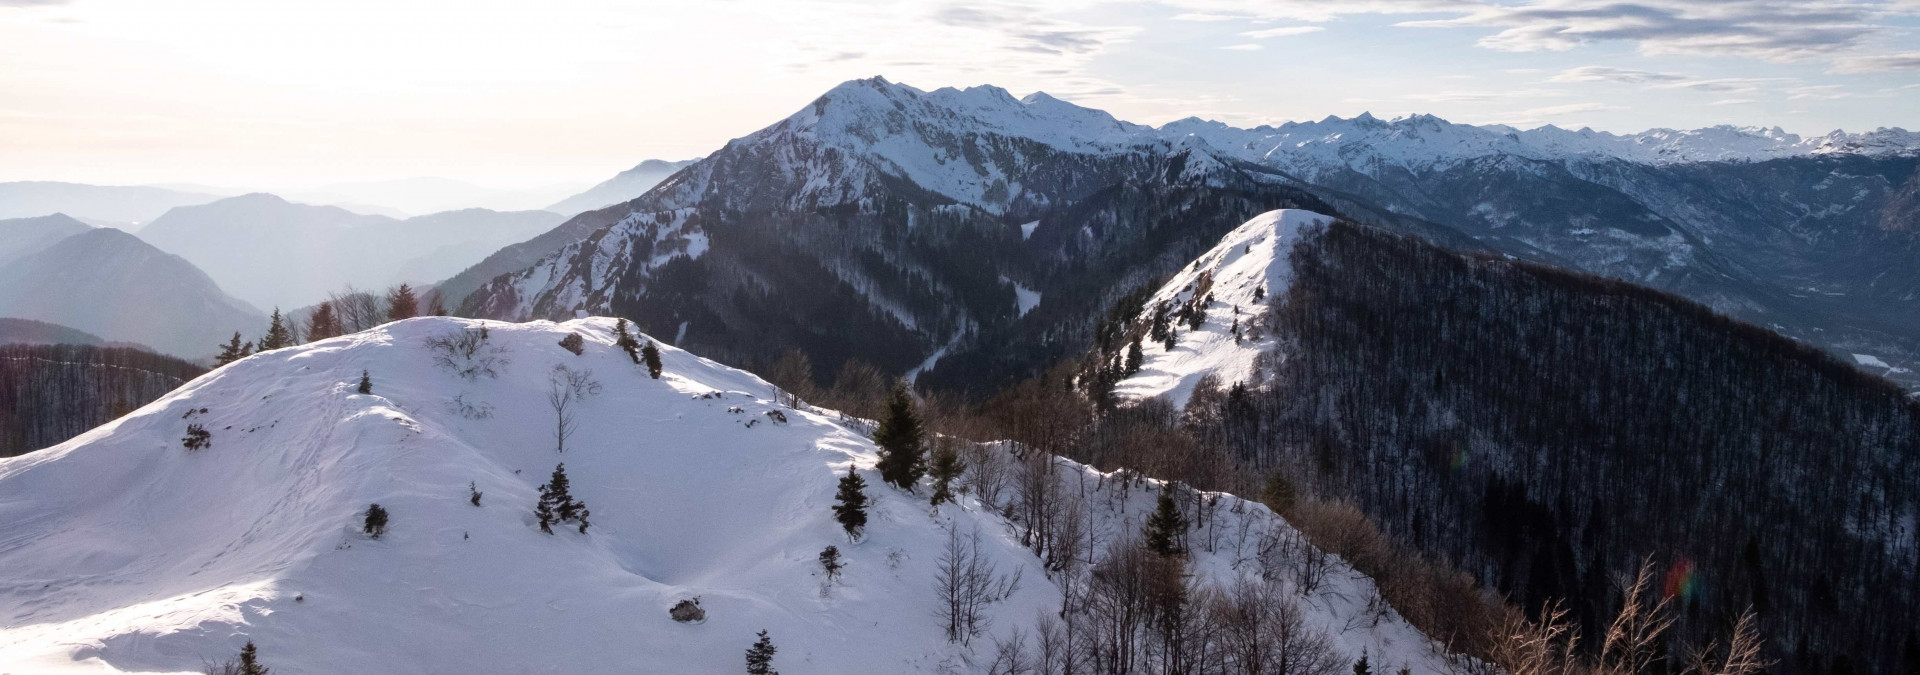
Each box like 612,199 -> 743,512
547,364 -> 601,453
934,526 -> 1022,647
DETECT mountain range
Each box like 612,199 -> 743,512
457,76 -> 1920,394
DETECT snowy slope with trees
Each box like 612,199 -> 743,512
0,316 -> 1453,674
1112,210 -> 1330,407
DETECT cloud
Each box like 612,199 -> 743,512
1711,98 -> 1757,105
1170,12 -> 1243,21
1239,26 -> 1324,38
1401,88 -> 1566,102
1831,51 -> 1920,72
931,4 -> 1135,56
1396,0 -> 1891,62
1220,43 -> 1264,50
1787,84 -> 1852,100
0,0 -> 70,5
1653,77 -> 1787,93
1549,66 -> 1686,84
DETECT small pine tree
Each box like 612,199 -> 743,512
641,340 -> 662,379
1253,285 -> 1266,301
832,467 -> 869,541
363,503 -> 388,538
1352,652 -> 1371,675
927,444 -> 964,507
1143,485 -> 1187,557
872,384 -> 925,491
1125,337 -> 1144,375
819,545 -> 844,584
357,370 -> 372,394
385,283 -> 418,322
745,630 -> 779,675
558,332 -> 585,355
469,481 -> 483,506
182,423 -> 211,450
239,641 -> 268,675
258,308 -> 293,351
615,319 -> 642,364
536,463 -> 588,535
1231,317 -> 1243,345
216,332 -> 249,366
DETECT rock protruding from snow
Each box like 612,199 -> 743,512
0,316 -> 1451,674
1115,209 -> 1331,407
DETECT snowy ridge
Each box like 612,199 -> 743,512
0,316 -> 1451,673
1115,209 -> 1331,407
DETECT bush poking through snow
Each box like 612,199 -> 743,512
669,597 -> 705,623
357,370 -> 372,394
363,504 -> 388,539
558,333 -> 585,355
426,325 -> 507,380
819,545 -> 844,585
468,481 -> 483,507
182,424 -> 211,451
744,629 -> 778,675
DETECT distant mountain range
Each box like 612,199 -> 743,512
139,193 -> 566,309
546,159 -> 700,216
0,182 -> 222,227
0,226 -> 263,357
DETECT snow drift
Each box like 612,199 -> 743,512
0,316 -> 1448,673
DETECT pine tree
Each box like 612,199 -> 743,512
615,319 -> 642,364
872,384 -> 925,491
819,545 -> 844,583
1352,652 -> 1372,675
1143,485 -> 1187,557
1253,285 -> 1265,301
469,481 -> 483,506
239,641 -> 268,675
385,283 -> 418,322
642,340 -> 663,379
363,503 -> 388,538
307,301 -> 341,341
832,467 -> 869,541
216,332 -> 249,366
357,370 -> 372,394
536,463 -> 588,535
1125,336 -> 1144,375
927,444 -> 964,507
258,308 -> 293,351
745,629 -> 779,675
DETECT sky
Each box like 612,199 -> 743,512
2,0 -> 1916,190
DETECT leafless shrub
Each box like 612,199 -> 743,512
934,526 -> 1022,646
425,325 -> 508,380
547,364 -> 601,453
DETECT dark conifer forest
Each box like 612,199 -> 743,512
1176,222 -> 1920,674
1,343 -> 206,456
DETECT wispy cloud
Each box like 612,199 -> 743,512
1396,0 -> 1898,62
1831,51 -> 1920,72
1239,26 -> 1324,38
1170,12 -> 1243,22
1549,66 -> 1686,84
1711,98 -> 1757,105
1219,43 -> 1264,51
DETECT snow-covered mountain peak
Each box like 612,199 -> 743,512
0,315 -> 1453,673
1115,209 -> 1333,407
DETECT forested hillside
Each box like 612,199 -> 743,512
0,344 -> 205,456
1176,222 -> 1920,673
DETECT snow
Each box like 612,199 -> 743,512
1004,276 -> 1042,317
0,315 -> 1453,674
1019,220 -> 1040,240
1115,209 -> 1330,408
1855,353 -> 1892,369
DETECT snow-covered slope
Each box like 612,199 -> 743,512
1115,210 -> 1331,407
0,316 -> 1451,674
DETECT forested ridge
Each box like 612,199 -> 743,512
1178,222 -> 1920,673
1,343 -> 205,456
